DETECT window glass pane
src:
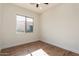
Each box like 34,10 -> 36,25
16,15 -> 25,32
25,17 -> 33,32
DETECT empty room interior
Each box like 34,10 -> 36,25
0,3 -> 79,56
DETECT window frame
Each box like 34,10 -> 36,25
16,14 -> 34,33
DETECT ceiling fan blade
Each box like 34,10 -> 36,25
36,4 -> 39,8
44,3 -> 48,5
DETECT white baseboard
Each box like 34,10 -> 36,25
1,39 -> 40,50
40,40 -> 79,54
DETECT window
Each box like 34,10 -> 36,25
16,15 -> 33,32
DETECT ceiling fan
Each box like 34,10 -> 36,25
36,3 -> 48,8
30,3 -> 49,8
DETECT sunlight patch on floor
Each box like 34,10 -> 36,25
25,49 -> 49,56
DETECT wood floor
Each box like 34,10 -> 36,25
0,41 -> 79,56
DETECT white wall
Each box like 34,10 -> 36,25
41,4 -> 79,53
0,4 -> 2,50
1,4 -> 40,49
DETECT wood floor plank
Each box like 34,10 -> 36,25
1,41 -> 79,56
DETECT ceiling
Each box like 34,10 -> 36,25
14,3 -> 58,14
